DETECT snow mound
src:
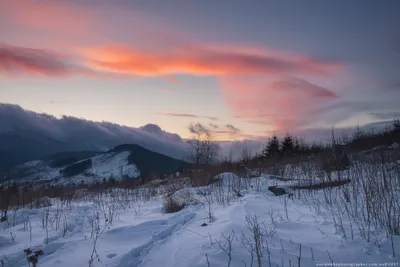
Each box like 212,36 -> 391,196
171,188 -> 200,205
213,172 -> 239,185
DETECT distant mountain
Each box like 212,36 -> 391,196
6,144 -> 190,186
0,103 -> 191,176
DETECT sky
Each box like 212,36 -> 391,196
1,0 -> 399,141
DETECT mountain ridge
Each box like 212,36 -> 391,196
5,143 -> 190,186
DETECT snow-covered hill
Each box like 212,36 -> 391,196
6,144 -> 189,186
9,151 -> 140,185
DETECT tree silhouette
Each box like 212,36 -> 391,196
281,133 -> 294,156
263,135 -> 280,158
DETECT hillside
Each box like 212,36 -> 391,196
42,151 -> 103,168
109,144 -> 190,178
5,144 -> 190,186
0,131 -> 99,178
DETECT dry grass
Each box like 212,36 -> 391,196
290,179 -> 351,190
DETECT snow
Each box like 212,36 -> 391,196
0,174 -> 399,267
82,151 -> 140,180
11,151 -> 140,186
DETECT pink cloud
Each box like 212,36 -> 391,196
220,76 -> 340,132
0,43 -> 102,78
1,0 -> 94,35
0,43 -> 135,79
270,77 -> 339,99
0,43 -> 75,77
163,76 -> 181,84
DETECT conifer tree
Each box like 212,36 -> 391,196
263,135 -> 280,158
281,132 -> 294,156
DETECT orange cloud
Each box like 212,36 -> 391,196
1,0 -> 94,35
83,44 -> 342,77
1,38 -> 343,83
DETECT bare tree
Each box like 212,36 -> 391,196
186,123 -> 222,188
188,123 -> 220,166
240,145 -> 252,165
215,230 -> 235,267
201,132 -> 220,165
187,124 -> 205,166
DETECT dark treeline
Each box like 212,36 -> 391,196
258,119 -> 400,161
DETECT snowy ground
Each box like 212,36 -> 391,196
0,174 -> 399,267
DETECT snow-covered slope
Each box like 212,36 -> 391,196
0,174 -> 398,267
89,152 -> 139,179
7,144 -> 189,186
11,151 -> 140,185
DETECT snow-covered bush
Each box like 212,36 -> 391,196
162,195 -> 186,213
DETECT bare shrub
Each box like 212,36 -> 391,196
174,189 -> 199,205
62,215 -> 69,238
197,187 -> 215,223
297,147 -> 400,258
211,173 -> 241,206
39,206 -> 51,244
239,231 -> 255,267
245,215 -> 264,267
215,230 -> 235,267
87,211 -> 109,267
162,196 -> 185,213
9,232 -> 16,242
32,196 -> 52,209
94,194 -> 118,225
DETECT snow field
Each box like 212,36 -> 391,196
0,173 -> 399,267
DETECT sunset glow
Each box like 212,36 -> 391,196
1,0 -> 399,140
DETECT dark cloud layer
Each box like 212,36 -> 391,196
158,112 -> 218,121
226,124 -> 241,133
0,103 -> 189,160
